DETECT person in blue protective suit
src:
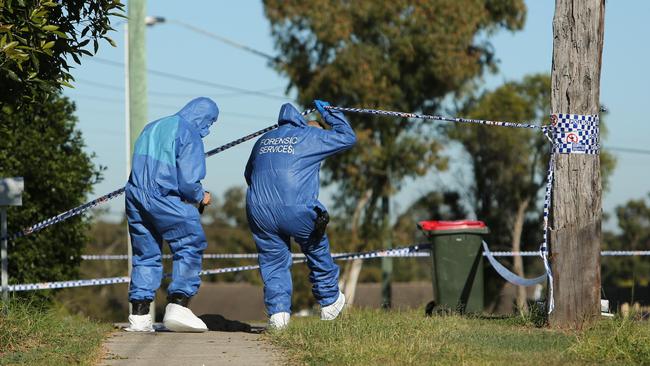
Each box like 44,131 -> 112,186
245,100 -> 356,329
125,97 -> 218,333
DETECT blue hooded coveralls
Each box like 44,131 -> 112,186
245,103 -> 356,315
126,97 -> 219,302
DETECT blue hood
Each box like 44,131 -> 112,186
177,97 -> 219,137
278,103 -> 307,127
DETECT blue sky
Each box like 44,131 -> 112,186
65,1 -> 650,230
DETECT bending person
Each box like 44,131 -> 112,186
244,100 -> 357,329
125,97 -> 218,332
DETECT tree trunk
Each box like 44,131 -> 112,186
344,258 -> 364,304
338,189 -> 372,304
549,0 -> 605,328
512,199 -> 529,312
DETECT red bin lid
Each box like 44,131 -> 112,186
418,220 -> 487,232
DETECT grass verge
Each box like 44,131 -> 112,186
0,301 -> 112,365
269,308 -> 650,365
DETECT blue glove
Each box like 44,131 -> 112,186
314,100 -> 330,115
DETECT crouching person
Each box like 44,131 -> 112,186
244,100 -> 357,329
125,97 -> 218,332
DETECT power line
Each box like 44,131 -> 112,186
73,77 -> 285,99
167,19 -> 279,62
69,94 -> 275,121
90,57 -> 292,102
606,146 -> 650,156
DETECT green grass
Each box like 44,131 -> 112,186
269,308 -> 650,365
0,301 -> 112,365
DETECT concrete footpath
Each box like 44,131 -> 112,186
100,324 -> 282,366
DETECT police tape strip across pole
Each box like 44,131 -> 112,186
2,106 -> 602,315
14,241 -> 646,292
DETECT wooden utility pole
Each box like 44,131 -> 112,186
549,0 -> 605,328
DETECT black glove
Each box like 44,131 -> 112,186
313,206 -> 330,241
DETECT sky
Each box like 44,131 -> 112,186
64,1 -> 650,231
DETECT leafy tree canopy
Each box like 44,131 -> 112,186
0,93 -> 102,286
263,0 -> 527,243
603,194 -> 650,288
0,0 -> 124,105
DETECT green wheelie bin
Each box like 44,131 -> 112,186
418,220 -> 489,314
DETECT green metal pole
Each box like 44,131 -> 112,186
128,0 -> 147,154
381,195 -> 392,309
127,0 -> 151,319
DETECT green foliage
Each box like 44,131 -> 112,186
449,74 -> 552,248
0,93 -> 102,289
271,308 -> 650,365
0,0 -> 124,104
602,194 -> 650,288
263,0 -> 526,245
0,300 -> 111,365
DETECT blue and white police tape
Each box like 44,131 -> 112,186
9,276 -> 131,292
80,252 -> 431,261
80,249 -> 650,261
1,106 -> 552,242
12,243 -> 648,292
325,106 -> 545,130
10,243 -> 432,292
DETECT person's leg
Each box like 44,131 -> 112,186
295,233 -> 341,307
248,206 -> 293,316
125,192 -> 162,332
289,205 -> 341,307
153,196 -> 208,332
127,196 -> 163,304
164,217 -> 206,298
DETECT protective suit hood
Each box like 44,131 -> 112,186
278,103 -> 307,127
177,97 -> 219,138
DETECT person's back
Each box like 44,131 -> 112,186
245,101 -> 356,329
129,97 -> 218,201
245,103 -> 355,207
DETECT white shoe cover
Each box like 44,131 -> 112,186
163,303 -> 208,333
125,314 -> 154,332
321,292 -> 346,320
268,312 -> 290,330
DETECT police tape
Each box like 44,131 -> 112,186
326,106 -> 545,130
11,243 -> 650,292
80,251 -> 432,260
0,106 -> 555,242
9,243 -> 430,292
80,249 -> 650,261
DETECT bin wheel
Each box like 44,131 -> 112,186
424,300 -> 436,317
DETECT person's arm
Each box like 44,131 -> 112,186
244,139 -> 261,186
176,128 -> 206,203
313,100 -> 357,158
